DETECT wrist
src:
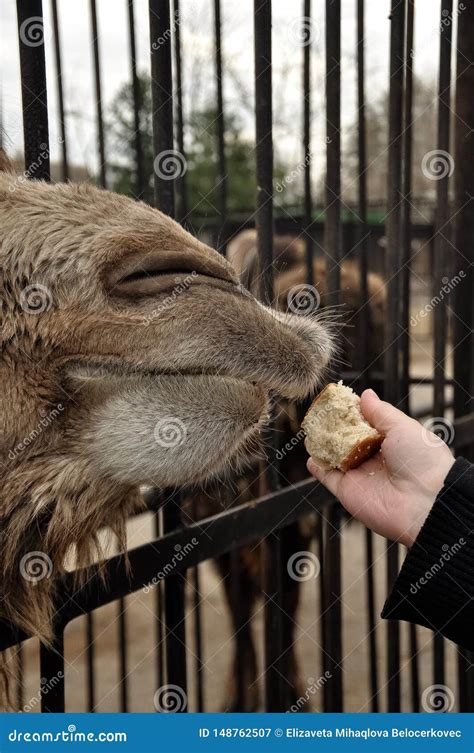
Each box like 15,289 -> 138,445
403,454 -> 455,548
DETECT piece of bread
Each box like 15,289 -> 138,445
302,382 -> 384,472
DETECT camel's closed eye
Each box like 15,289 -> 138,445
104,249 -> 236,297
111,265 -> 199,297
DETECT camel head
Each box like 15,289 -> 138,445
0,154 -> 335,643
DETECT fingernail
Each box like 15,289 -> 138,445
365,389 -> 379,400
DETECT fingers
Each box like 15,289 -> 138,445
360,389 -> 409,434
307,457 -> 344,498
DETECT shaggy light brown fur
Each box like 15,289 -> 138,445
0,153 -> 335,708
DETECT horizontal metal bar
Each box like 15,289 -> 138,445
0,479 -> 333,651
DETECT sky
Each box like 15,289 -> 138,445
1,0 -> 454,181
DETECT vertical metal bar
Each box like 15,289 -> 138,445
15,645 -> 24,711
399,0 -> 414,412
51,0 -> 69,181
385,0 -> 405,403
433,0 -> 453,418
88,1 -> 108,712
324,0 -> 341,298
324,505 -> 343,711
364,529 -> 379,711
357,0 -> 379,712
323,0 -> 343,713
401,0 -> 419,711
118,602 -> 128,712
149,0 -> 187,704
303,0 -> 313,286
172,0 -> 188,221
149,0 -> 175,216
16,0 -> 50,180
254,0 -> 284,712
385,0 -> 406,713
40,633 -> 65,712
432,0 -> 453,689
317,516 -> 327,709
213,0 -> 227,245
163,493 -> 187,704
408,623 -> 420,712
191,498 -> 204,712
90,0 -> 107,188
230,548 -> 245,710
356,0 -> 369,380
453,0 -> 474,713
191,565 -> 204,711
127,0 -> 145,198
154,510 -> 165,692
86,613 -> 95,711
254,0 -> 274,309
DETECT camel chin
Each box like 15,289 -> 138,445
65,369 -> 270,489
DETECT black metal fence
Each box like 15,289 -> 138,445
2,0 -> 474,713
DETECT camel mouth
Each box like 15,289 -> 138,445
73,367 -> 270,489
66,360 -> 267,393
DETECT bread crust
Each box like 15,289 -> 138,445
339,433 -> 384,471
304,382 -> 334,413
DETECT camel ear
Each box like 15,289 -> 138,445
0,149 -> 14,174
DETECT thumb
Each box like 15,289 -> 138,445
360,389 -> 408,434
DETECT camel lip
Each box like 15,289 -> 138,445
65,359 -> 266,392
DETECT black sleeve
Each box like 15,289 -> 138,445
381,456 -> 474,650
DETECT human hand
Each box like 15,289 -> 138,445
306,389 -> 455,547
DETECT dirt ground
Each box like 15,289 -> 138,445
19,341 -> 460,712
